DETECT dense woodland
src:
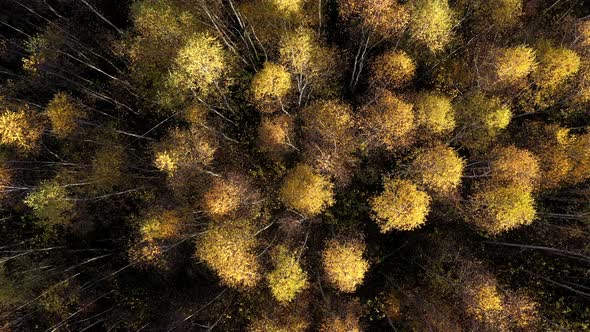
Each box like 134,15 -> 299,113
1,0 -> 590,330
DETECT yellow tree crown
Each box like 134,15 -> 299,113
0,109 -> 44,152
363,89 -> 415,150
469,183 -> 536,235
493,46 -> 537,86
322,239 -> 369,292
167,33 -> 230,98
370,50 -> 416,89
197,219 -> 262,288
409,0 -> 454,53
414,92 -> 455,135
411,145 -> 465,196
251,62 -> 292,111
46,92 -> 86,138
489,146 -> 540,189
370,178 -> 431,232
279,164 -> 335,216
267,245 -> 308,303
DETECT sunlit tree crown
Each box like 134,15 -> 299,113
409,0 -> 454,53
414,92 -> 455,135
267,245 -> 308,303
411,145 -> 465,196
468,184 -> 536,235
251,62 -> 292,112
0,109 -> 44,152
279,164 -> 335,216
24,181 -> 74,227
370,50 -> 415,89
197,219 -> 261,288
322,239 -> 369,292
370,177 -> 431,232
363,89 -> 415,150
492,46 -> 537,86
489,146 -> 540,190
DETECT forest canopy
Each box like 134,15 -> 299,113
0,0 -> 589,330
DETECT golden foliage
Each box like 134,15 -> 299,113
24,181 -> 74,227
201,174 -> 259,219
578,20 -> 590,49
319,316 -> 361,332
484,105 -> 512,131
283,21 -> 322,55
166,33 -> 230,100
322,239 -> 369,292
411,145 -> 464,195
537,147 -> 572,190
414,92 -> 455,135
363,89 -> 415,150
279,28 -> 325,74
239,0 -> 318,52
301,99 -> 358,184
567,132 -> 590,185
267,245 -> 308,303
279,28 -> 339,98
468,184 -> 536,235
432,58 -> 475,97
459,261 -> 540,330
455,93 -> 512,152
339,0 -> 410,38
130,0 -> 198,42
573,64 -> 590,104
489,146 -> 540,189
370,177 -> 431,232
249,317 -> 308,332
370,50 -> 416,89
46,92 -> 85,138
409,0 -> 454,52
251,62 -> 292,112
140,210 -> 182,241
467,283 -> 504,323
248,305 -> 310,332
279,164 -> 334,216
197,219 -> 261,288
370,178 -> 430,233
0,109 -> 44,152
22,53 -> 46,73
271,0 -> 305,16
533,43 -> 581,91
258,114 -> 295,159
126,0 -> 201,98
491,46 -> 537,87
524,124 -> 573,190
154,151 -> 178,175
476,0 -> 523,30
301,100 -> 354,140
183,104 -> 208,125
153,126 -> 217,176
202,178 -> 242,219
